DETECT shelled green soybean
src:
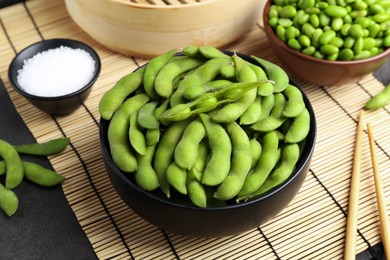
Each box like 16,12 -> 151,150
268,0 -> 390,60
99,46 -> 312,208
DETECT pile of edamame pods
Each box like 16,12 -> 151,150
268,0 -> 390,60
0,138 -> 69,217
99,46 -> 312,208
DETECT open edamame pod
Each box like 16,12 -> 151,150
0,183 -> 18,217
14,137 -> 70,156
0,139 -> 24,189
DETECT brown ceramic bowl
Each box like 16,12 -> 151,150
263,0 -> 390,86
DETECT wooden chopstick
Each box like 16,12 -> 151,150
367,123 -> 390,259
344,111 -> 364,260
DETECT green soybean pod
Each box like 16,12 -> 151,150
171,57 -> 231,105
154,119 -> 191,197
0,139 -> 24,189
0,183 -> 18,217
258,94 -> 275,121
135,144 -> 159,191
99,67 -> 146,120
285,108 -> 311,143
219,63 -> 236,79
143,48 -> 179,99
211,88 -> 257,123
364,83 -> 390,110
137,101 -> 159,130
182,45 -> 200,57
249,143 -> 300,197
174,118 -> 206,170
251,93 -> 287,132
108,93 -> 150,173
240,95 -> 262,125
251,55 -> 289,93
188,141 -> 208,182
199,46 -> 230,59
22,161 -> 65,187
154,56 -> 204,97
199,113 -> 232,186
166,162 -> 187,194
282,84 -> 305,118
237,130 -> 280,197
129,112 -> 147,155
214,121 -> 252,200
145,128 -> 160,146
187,179 -> 207,208
14,137 -> 70,156
249,138 -> 262,169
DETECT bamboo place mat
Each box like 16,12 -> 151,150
1,1 -> 389,259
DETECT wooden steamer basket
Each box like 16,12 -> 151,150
64,0 -> 262,58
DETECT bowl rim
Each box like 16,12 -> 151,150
263,0 -> 390,65
99,51 -> 318,211
7,38 -> 101,101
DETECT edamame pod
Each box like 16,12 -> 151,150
285,108 -> 311,143
154,56 -> 204,97
166,162 -> 187,194
99,67 -> 146,120
108,93 -> 150,173
171,57 -> 232,105
251,56 -> 289,93
187,179 -> 207,208
0,183 -> 18,217
129,113 -> 147,155
199,46 -> 230,59
23,161 -> 65,187
137,101 -> 159,129
143,48 -> 179,99
249,143 -> 300,197
145,128 -> 160,146
199,114 -> 232,186
249,138 -> 262,169
364,83 -> 390,110
211,57 -> 258,123
174,118 -> 206,170
214,122 -> 252,200
251,93 -> 287,132
135,144 -> 159,191
237,131 -> 280,198
282,84 -> 305,118
154,119 -> 191,197
239,95 -> 262,125
0,139 -> 24,189
188,141 -> 208,182
14,137 -> 70,156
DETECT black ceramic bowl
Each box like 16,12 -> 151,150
99,53 -> 317,238
8,38 -> 101,116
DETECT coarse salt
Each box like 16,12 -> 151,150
17,46 -> 96,97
